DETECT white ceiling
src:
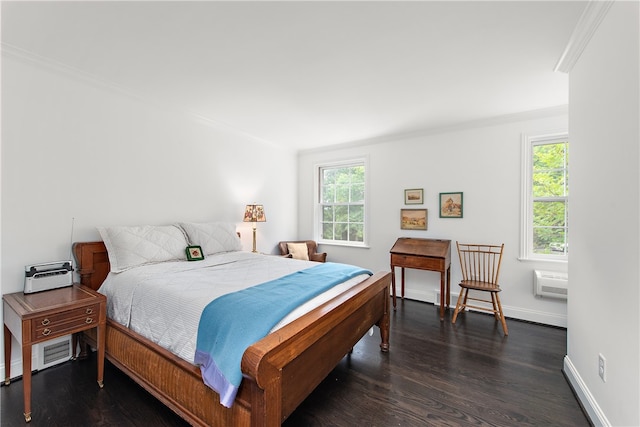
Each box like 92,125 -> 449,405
2,1 -> 585,151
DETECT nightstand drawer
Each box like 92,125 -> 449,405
32,303 -> 101,340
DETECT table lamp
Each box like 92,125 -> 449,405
243,204 -> 266,253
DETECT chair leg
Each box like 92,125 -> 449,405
494,292 -> 508,335
452,288 -> 467,324
490,293 -> 500,320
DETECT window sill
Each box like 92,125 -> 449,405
317,241 -> 370,249
518,256 -> 568,264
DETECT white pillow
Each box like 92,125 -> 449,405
179,222 -> 242,255
98,225 -> 189,273
287,242 -> 310,261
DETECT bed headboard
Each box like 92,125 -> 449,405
73,241 -> 110,291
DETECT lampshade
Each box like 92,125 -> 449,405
243,204 -> 266,223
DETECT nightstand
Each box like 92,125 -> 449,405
3,284 -> 106,422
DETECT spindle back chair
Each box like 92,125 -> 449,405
452,242 -> 508,335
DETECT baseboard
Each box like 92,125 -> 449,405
431,289 -> 567,328
0,357 -> 30,382
392,270 -> 569,327
399,288 -> 433,304
563,355 -> 610,426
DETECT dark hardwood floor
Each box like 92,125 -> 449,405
1,299 -> 589,426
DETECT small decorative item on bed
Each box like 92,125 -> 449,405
73,220 -> 391,426
186,245 -> 204,261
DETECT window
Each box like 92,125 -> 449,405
521,133 -> 569,260
316,159 -> 367,246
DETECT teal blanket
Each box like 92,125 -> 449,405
194,262 -> 372,407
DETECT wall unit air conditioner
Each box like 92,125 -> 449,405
534,270 -> 568,299
35,334 -> 72,371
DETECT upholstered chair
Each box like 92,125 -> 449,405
278,240 -> 327,263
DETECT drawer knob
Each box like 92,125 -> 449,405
42,328 -> 51,336
85,318 -> 93,324
41,318 -> 50,326
85,308 -> 93,314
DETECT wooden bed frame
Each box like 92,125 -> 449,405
73,241 -> 391,426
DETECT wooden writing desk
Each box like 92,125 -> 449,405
390,238 -> 451,320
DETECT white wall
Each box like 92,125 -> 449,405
0,53 -> 299,376
298,110 -> 569,327
564,2 -> 640,426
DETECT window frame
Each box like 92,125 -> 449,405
314,157 -> 369,247
520,131 -> 569,262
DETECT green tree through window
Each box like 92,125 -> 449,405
318,162 -> 365,244
531,139 -> 569,256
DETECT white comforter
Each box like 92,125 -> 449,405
98,251 -> 368,364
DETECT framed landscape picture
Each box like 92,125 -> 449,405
404,188 -> 423,204
401,209 -> 428,230
439,192 -> 463,218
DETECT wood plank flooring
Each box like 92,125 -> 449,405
1,299 -> 589,426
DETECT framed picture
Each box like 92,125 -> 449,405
404,188 -> 424,205
439,192 -> 463,218
401,209 -> 428,230
186,245 -> 205,261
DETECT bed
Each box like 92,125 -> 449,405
72,222 -> 391,426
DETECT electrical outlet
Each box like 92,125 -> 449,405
598,353 -> 606,382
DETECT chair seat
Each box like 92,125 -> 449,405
459,280 -> 502,292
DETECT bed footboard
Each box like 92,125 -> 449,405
243,271 -> 390,425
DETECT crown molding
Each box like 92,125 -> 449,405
2,42 -> 144,101
554,0 -> 615,73
1,42 -> 277,148
300,105 -> 569,155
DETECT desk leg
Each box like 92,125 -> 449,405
439,271 -> 446,321
22,343 -> 32,422
97,324 -> 105,388
446,266 -> 451,310
3,325 -> 11,385
390,266 -> 397,309
439,266 -> 452,320
401,268 -> 405,299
